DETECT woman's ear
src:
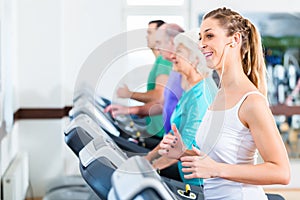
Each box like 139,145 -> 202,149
232,32 -> 242,46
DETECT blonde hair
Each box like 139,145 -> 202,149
204,7 -> 267,96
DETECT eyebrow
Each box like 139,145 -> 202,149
199,28 -> 212,37
204,28 -> 212,33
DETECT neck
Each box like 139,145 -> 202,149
151,49 -> 160,57
217,62 -> 246,89
182,70 -> 204,90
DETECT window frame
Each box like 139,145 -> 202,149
123,0 -> 191,31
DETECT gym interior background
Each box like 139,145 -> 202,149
0,0 -> 299,199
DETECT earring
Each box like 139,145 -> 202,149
230,41 -> 236,47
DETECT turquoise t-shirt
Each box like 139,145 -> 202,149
146,55 -> 172,138
170,78 -> 217,186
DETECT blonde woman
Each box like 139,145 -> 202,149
159,7 -> 290,199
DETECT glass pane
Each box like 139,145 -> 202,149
127,15 -> 184,30
127,0 -> 184,6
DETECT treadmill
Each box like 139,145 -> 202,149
68,100 -> 151,153
64,113 -> 149,156
78,133 -> 204,200
73,86 -> 111,109
71,93 -> 155,145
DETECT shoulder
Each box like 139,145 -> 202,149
243,92 -> 268,110
239,92 -> 270,125
156,56 -> 172,67
155,64 -> 172,76
185,86 -> 210,111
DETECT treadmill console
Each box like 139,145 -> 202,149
64,114 -> 110,139
68,100 -> 120,137
79,135 -> 127,168
108,156 -> 177,200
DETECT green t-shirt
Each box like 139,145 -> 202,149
146,55 -> 172,138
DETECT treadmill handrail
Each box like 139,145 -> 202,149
73,88 -> 108,108
69,101 -> 120,137
109,156 -> 177,200
79,136 -> 127,168
64,114 -> 110,140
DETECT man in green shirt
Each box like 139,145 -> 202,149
145,54 -> 172,137
105,20 -> 172,138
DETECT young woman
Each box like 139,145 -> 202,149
145,30 -> 217,186
159,7 -> 290,199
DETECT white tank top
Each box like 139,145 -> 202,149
196,91 -> 268,200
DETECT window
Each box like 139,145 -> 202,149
127,15 -> 184,31
124,1 -> 189,31
122,2 -> 189,105
127,0 -> 184,6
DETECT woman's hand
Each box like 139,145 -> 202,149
158,124 -> 187,159
144,152 -> 156,162
181,146 -> 220,179
117,84 -> 133,98
104,104 -> 129,118
152,157 -> 178,170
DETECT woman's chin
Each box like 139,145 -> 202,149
206,63 -> 215,70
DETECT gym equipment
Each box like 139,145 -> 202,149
73,86 -> 111,109
68,100 -> 150,153
108,155 -> 203,200
64,113 -> 149,156
79,134 -> 204,200
69,100 -> 120,137
43,176 -> 100,200
266,193 -> 285,200
79,136 -> 127,199
64,114 -> 112,156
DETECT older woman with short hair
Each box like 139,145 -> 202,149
145,29 -> 217,186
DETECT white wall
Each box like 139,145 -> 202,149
16,0 -> 63,108
16,0 -> 124,107
63,0 -> 123,105
16,119 -> 65,197
0,0 -> 19,198
11,0 -> 64,197
1,0 -> 16,132
10,0 -> 124,197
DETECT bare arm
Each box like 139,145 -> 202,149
159,124 -> 198,159
181,95 -> 290,185
219,95 -> 290,184
144,134 -> 178,170
105,100 -> 163,118
144,143 -> 162,162
152,157 -> 178,170
117,74 -> 169,103
133,101 -> 163,117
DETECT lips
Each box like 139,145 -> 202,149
202,52 -> 213,58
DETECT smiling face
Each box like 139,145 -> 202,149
199,18 -> 232,70
172,44 -> 192,74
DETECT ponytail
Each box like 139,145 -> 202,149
243,20 -> 267,96
204,7 -> 268,96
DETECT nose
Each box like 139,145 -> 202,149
199,42 -> 207,50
